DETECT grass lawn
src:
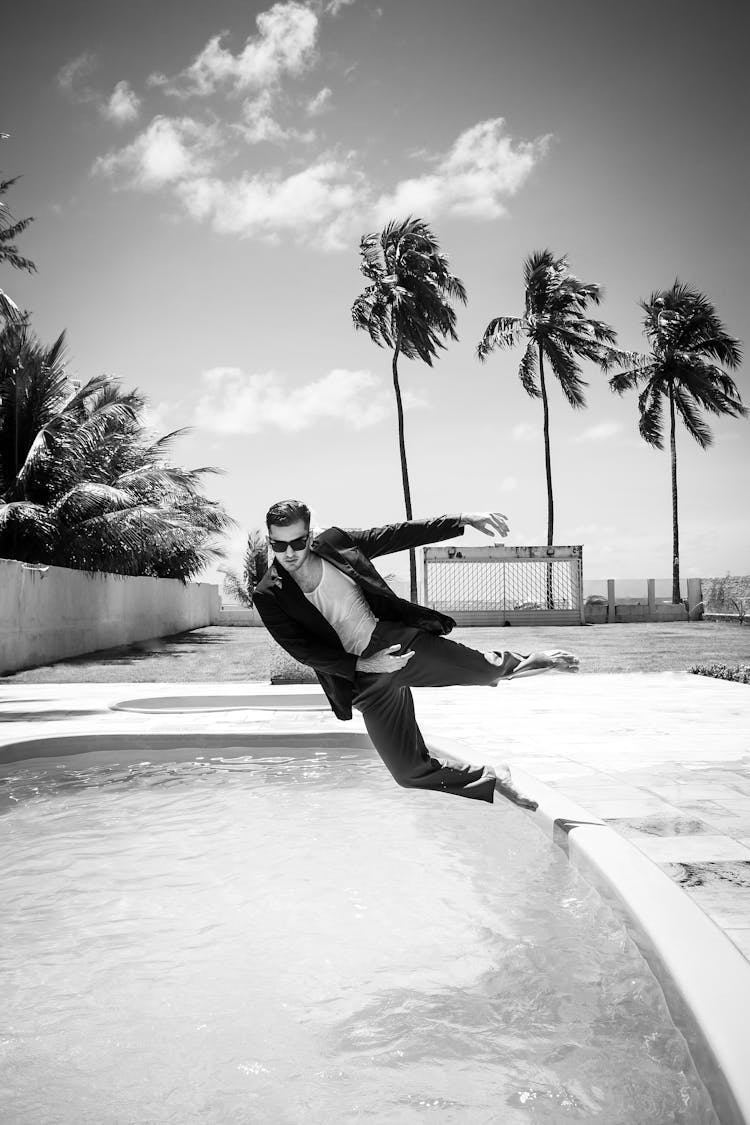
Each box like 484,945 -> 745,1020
3,622 -> 748,683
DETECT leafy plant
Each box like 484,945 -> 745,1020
477,249 -> 617,549
609,282 -> 746,603
0,320 -> 235,580
352,216 -> 466,601
1,135 -> 36,323
219,529 -> 269,606
689,663 -> 750,684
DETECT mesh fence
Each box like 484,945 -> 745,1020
423,547 -> 583,621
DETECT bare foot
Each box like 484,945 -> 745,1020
494,769 -> 538,811
512,650 -> 579,676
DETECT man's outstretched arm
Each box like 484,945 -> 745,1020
345,512 -> 509,559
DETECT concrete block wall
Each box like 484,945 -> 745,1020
0,558 -> 221,675
215,606 -> 264,627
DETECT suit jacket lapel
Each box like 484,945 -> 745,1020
269,557 -> 342,644
311,536 -> 360,582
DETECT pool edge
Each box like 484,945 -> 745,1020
1,725 -> 748,1124
512,766 -> 750,1125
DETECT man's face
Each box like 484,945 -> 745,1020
267,519 -> 312,573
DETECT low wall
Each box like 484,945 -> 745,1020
0,558 -> 221,675
216,606 -> 264,627
584,603 -> 688,624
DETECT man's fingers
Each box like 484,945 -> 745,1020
475,512 -> 509,537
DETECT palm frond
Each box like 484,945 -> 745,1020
353,216 -> 465,366
518,341 -> 540,398
637,381 -> 665,448
476,317 -> 525,361
218,567 -> 254,607
50,482 -> 135,521
543,338 -> 587,408
673,385 -> 713,448
608,361 -> 655,394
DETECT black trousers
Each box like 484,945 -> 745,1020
351,621 -> 523,804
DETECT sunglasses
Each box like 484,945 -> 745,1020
267,533 -> 310,553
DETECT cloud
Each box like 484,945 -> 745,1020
306,87 -> 332,116
101,80 -> 141,124
511,422 -> 537,442
193,367 -> 428,434
175,155 -> 364,248
572,422 -> 623,443
140,400 -> 180,437
325,0 -> 357,13
237,90 -> 314,144
498,476 -> 518,493
93,116 -> 220,188
57,52 -> 98,102
374,118 -> 551,224
161,2 -> 318,97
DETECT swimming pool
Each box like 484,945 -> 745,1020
0,738 -> 719,1124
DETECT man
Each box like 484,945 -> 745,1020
254,500 -> 579,810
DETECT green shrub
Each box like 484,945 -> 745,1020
689,663 -> 750,684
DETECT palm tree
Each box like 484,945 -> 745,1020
0,320 -> 235,579
219,529 -> 269,606
609,281 -> 745,603
477,250 -> 617,553
1,135 -> 36,323
352,217 -> 466,601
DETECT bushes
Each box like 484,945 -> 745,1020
689,663 -> 750,685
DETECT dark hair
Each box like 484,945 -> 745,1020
265,499 -> 311,530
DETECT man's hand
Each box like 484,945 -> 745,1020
460,512 -> 510,538
356,644 -> 414,674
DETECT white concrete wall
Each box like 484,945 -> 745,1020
0,558 -> 221,675
216,606 -> 264,627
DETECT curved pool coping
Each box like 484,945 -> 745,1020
110,693 -> 330,713
2,722 -> 749,1125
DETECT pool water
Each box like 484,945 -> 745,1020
0,749 -> 717,1124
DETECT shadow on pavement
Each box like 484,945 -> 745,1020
0,710 -> 105,723
8,629 -> 235,674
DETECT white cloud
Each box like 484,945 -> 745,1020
306,87 -> 332,115
193,367 -> 428,434
237,90 -> 314,144
326,0 -> 357,13
175,155 -> 364,248
374,118 -> 550,224
163,2 -> 318,97
498,476 -> 518,493
572,422 -> 623,444
101,80 -> 141,124
140,400 -> 178,437
93,116 -> 219,188
511,422 -> 537,442
57,52 -> 98,100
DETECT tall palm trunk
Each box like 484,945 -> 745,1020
668,384 -> 680,604
392,342 -> 417,602
538,346 -> 554,608
538,346 -> 554,545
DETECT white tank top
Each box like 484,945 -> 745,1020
304,559 -> 377,655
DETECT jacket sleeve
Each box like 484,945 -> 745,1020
342,516 -> 465,559
254,590 -> 358,680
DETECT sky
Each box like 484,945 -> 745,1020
2,0 -> 749,589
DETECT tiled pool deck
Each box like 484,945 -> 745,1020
2,671 -> 749,961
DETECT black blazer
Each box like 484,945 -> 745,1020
253,516 -> 465,719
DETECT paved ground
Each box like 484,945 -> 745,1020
2,666 -> 749,964
4,620 -> 749,682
